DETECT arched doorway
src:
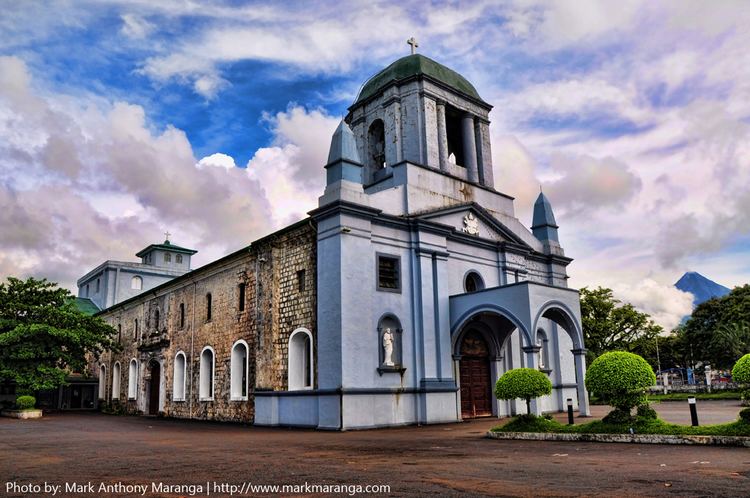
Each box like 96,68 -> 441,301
459,330 -> 492,418
148,361 -> 160,416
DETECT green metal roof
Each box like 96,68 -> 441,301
72,297 -> 100,316
135,240 -> 197,258
353,54 -> 483,106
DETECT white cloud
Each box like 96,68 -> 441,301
612,279 -> 694,331
120,13 -> 154,39
197,153 -> 236,170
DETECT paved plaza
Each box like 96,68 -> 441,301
0,402 -> 748,497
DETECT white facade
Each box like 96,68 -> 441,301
255,54 -> 590,430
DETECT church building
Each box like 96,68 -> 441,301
90,51 -> 591,429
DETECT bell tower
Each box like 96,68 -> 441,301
345,53 -> 494,188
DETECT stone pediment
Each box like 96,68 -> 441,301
414,203 -> 530,247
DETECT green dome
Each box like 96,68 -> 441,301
353,54 -> 483,106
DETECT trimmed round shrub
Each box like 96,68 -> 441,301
494,368 -> 552,415
15,395 -> 36,410
585,352 -> 656,413
602,408 -> 633,424
732,354 -> 750,385
636,403 -> 658,420
739,408 -> 750,423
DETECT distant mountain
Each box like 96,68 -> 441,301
674,271 -> 731,307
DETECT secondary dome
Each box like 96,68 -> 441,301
353,54 -> 483,106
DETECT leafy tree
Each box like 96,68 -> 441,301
0,277 -> 118,394
579,287 -> 663,364
682,285 -> 750,369
585,351 -> 655,421
494,368 -> 552,415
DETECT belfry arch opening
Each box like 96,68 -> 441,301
367,119 -> 385,173
445,106 -> 466,167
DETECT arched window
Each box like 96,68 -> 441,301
98,364 -> 107,399
179,303 -> 185,328
230,341 -> 248,400
112,362 -> 121,400
288,329 -> 313,390
131,276 -> 143,290
173,352 -> 186,401
464,271 -> 485,293
128,359 -> 138,399
538,329 -> 550,371
367,119 -> 386,171
205,293 -> 212,321
199,347 -> 214,400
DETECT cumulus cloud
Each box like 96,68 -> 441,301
544,154 -> 642,214
0,56 -> 294,290
612,279 -> 694,331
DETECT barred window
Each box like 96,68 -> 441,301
377,255 -> 401,292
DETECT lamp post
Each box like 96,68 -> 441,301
567,398 -> 574,425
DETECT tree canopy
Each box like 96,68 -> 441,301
585,351 -> 655,413
0,277 -> 118,394
494,368 -> 552,415
579,287 -> 663,364
681,285 -> 750,369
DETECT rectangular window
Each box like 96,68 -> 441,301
164,253 -> 171,263
238,283 -> 246,312
95,278 -> 100,293
179,303 -> 185,328
176,254 -> 183,264
206,293 -> 212,321
377,254 -> 401,292
297,270 -> 306,292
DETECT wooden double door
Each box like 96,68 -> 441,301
459,331 -> 493,418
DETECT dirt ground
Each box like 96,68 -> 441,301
1,403 -> 748,498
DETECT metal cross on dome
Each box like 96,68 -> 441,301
164,231 -> 171,243
407,37 -> 419,55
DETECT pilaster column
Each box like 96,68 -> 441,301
436,101 -> 448,172
572,348 -> 591,416
522,345 -> 542,416
461,113 -> 479,183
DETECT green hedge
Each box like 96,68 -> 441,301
732,354 -> 750,384
494,368 -> 552,414
586,351 -> 655,412
15,395 -> 36,410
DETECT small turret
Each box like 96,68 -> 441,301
531,191 -> 563,255
319,120 -> 367,206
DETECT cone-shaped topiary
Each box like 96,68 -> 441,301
494,368 -> 552,415
585,351 -> 655,414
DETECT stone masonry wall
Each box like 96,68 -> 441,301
94,221 -> 317,423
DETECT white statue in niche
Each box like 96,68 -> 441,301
382,328 -> 395,366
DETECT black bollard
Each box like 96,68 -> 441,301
688,396 -> 699,426
567,398 -> 574,425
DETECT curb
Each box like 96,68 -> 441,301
487,431 -> 750,447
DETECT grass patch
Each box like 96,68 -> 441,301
647,391 -> 742,401
492,414 -> 750,437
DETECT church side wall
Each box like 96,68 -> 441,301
94,222 -> 317,424
253,223 -> 317,392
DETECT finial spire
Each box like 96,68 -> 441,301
407,37 -> 419,55
164,231 -> 171,243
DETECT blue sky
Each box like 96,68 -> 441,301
1,0 -> 749,329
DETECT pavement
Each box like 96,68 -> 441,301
0,406 -> 748,497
